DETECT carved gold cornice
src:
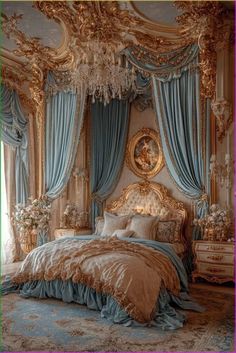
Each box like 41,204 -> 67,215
132,32 -> 187,53
174,1 -> 232,98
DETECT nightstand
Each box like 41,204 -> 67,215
76,228 -> 92,235
54,228 -> 92,239
192,240 -> 234,284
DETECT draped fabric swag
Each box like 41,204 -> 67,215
43,73 -> 86,244
124,44 -> 209,242
90,99 -> 130,228
0,84 -> 29,205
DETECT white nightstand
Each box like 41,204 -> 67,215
192,240 -> 235,284
54,228 -> 92,239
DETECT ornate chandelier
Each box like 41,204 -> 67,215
72,41 -> 137,105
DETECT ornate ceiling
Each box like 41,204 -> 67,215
1,1 -> 185,66
131,1 -> 181,26
1,0 -> 234,117
2,1 -> 63,53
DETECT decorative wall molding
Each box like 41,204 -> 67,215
211,99 -> 233,141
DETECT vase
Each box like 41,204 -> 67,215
19,228 -> 38,254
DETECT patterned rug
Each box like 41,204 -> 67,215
1,286 -> 234,352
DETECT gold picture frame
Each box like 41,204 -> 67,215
126,128 -> 164,179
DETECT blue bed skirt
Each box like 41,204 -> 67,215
2,275 -> 204,331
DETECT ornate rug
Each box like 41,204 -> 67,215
1,286 -> 234,352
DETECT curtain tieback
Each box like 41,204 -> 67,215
198,193 -> 208,202
195,193 -> 209,210
91,193 -> 104,205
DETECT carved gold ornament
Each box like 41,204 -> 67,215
211,99 -> 233,141
1,0 -> 234,103
126,128 -> 164,179
174,1 -> 232,98
1,12 -> 59,69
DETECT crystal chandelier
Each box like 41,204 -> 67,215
72,41 -> 136,105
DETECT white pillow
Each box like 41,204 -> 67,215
112,229 -> 135,238
128,215 -> 158,240
101,212 -> 130,237
94,217 -> 104,236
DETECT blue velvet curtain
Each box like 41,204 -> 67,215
90,99 -> 130,227
42,73 -> 86,244
123,44 -> 209,240
45,73 -> 86,199
0,85 -> 29,205
152,60 -> 208,240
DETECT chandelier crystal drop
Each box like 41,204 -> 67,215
72,41 -> 137,105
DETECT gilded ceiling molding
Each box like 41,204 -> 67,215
2,12 -> 56,69
35,1 -> 187,59
1,11 -> 74,71
35,0 -> 140,54
174,1 -> 232,99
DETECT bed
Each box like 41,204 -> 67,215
2,181 -> 203,330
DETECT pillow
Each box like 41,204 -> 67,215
128,215 -> 158,240
94,217 -> 104,236
112,229 -> 135,238
154,220 -> 176,243
154,220 -> 182,243
101,212 -> 130,237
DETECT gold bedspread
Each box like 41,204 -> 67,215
12,237 -> 180,323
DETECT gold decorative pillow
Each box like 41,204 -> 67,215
128,215 -> 158,240
155,220 -> 181,243
101,212 -> 130,237
112,229 -> 135,238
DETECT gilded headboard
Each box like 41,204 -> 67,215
106,181 -> 187,245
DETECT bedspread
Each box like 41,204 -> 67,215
12,236 -> 180,323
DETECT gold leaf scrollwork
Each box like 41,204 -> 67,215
174,1 -> 231,99
28,63 -> 45,130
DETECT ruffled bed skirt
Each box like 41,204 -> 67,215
2,276 -> 204,331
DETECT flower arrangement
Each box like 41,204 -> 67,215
60,203 -> 89,230
193,204 -> 233,241
12,195 -> 51,253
